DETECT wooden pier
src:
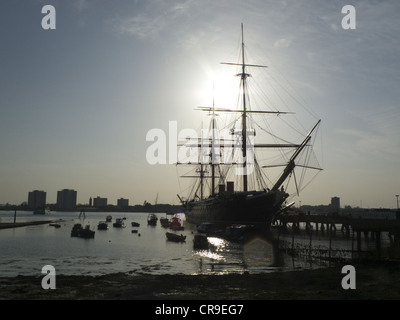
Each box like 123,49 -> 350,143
272,213 -> 400,259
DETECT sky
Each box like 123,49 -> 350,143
1,0 -> 400,209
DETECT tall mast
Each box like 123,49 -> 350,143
200,164 -> 204,199
241,23 -> 248,192
220,24 -> 268,191
209,84 -> 216,196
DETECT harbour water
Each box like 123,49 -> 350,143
0,211 -> 391,278
0,211 -> 277,277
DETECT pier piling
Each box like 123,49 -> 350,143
273,212 -> 400,261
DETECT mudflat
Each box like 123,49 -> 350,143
1,261 -> 399,300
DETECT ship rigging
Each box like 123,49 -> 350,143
176,24 -> 322,228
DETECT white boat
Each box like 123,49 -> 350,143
33,207 -> 50,215
113,218 -> 125,228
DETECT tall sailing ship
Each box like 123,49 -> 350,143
177,24 -> 322,229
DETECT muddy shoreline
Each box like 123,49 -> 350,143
1,261 -> 399,300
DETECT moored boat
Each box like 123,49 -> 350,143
160,217 -> 170,228
33,207 -> 50,215
49,223 -> 61,228
147,214 -> 158,226
193,233 -> 208,249
113,218 -> 125,228
97,221 -> 108,230
71,223 -> 95,238
169,216 -> 184,231
166,232 -> 186,242
224,224 -> 257,242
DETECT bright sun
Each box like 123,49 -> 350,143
198,63 -> 241,110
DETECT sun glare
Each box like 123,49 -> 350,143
196,62 -> 240,110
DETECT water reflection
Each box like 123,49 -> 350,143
192,235 -> 279,274
2,210 -> 377,277
207,237 -> 226,251
243,238 -> 275,269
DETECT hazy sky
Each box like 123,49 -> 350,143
1,0 -> 399,209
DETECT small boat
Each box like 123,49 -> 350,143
33,207 -> 50,215
160,217 -> 170,228
49,223 -> 61,228
131,222 -> 140,227
193,233 -> 209,249
147,214 -> 158,226
106,215 -> 112,222
169,216 -> 184,231
197,223 -> 215,235
97,221 -> 108,230
225,224 -> 256,242
113,218 -> 125,228
131,229 -> 138,234
71,223 -> 95,238
166,232 -> 186,242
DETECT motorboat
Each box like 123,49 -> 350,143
97,221 -> 108,230
147,214 -> 158,226
113,218 -> 125,228
166,232 -> 186,242
169,216 -> 184,231
71,223 -> 95,238
160,217 -> 170,228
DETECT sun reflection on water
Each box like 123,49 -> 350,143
207,237 -> 227,250
195,250 -> 223,261
193,237 -> 227,261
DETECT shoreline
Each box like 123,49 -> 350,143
0,220 -> 54,230
1,261 -> 400,300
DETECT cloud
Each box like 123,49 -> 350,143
336,106 -> 400,160
75,0 -> 90,12
274,38 -> 292,48
110,0 -> 195,40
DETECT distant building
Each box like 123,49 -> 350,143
28,190 -> 46,209
93,196 -> 107,208
89,197 -> 92,207
117,198 -> 129,208
331,196 -> 340,213
57,189 -> 77,210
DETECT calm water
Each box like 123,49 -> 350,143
1,211 -> 386,278
0,211 -> 281,277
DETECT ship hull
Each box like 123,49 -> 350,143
184,189 -> 288,229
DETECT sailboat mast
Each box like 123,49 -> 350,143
200,164 -> 204,200
211,94 -> 216,196
241,23 -> 248,193
219,24 -> 268,192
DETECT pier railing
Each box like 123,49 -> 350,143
272,213 -> 400,262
